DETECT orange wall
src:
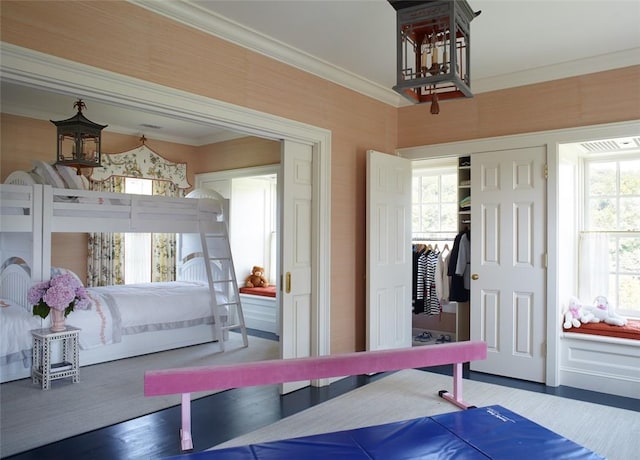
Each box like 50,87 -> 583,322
194,137 -> 281,174
398,66 -> 640,147
1,1 -> 639,354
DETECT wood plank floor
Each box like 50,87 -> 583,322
6,331 -> 639,460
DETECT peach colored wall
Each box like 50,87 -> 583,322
193,137 -> 281,174
2,2 -> 638,354
398,66 -> 640,148
1,1 -> 398,353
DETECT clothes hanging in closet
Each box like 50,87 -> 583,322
412,245 -> 427,314
435,245 -> 450,305
424,249 -> 441,315
448,230 -> 470,302
412,245 -> 442,316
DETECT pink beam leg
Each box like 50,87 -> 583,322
438,362 -> 476,410
180,393 -> 193,451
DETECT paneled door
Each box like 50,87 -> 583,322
366,150 -> 412,350
280,139 -> 313,392
470,146 -> 547,382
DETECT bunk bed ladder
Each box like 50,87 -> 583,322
199,222 -> 249,351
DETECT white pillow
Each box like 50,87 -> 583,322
55,165 -> 86,190
51,266 -> 85,287
32,160 -> 66,189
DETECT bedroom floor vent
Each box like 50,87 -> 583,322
199,222 -> 249,351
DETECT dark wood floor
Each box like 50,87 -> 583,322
6,330 -> 639,460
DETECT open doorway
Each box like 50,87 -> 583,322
411,157 -> 469,347
196,165 -> 280,339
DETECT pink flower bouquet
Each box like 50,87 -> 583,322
28,273 -> 90,319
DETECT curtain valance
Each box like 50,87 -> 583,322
89,144 -> 190,189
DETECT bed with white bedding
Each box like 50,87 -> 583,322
0,177 -> 245,383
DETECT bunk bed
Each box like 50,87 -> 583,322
0,179 -> 246,383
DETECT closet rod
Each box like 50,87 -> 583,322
412,236 -> 455,242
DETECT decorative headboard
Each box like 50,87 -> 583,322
4,171 -> 40,186
0,257 -> 32,311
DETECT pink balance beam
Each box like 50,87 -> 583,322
144,340 -> 487,451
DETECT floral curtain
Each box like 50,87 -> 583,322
87,142 -> 190,286
151,180 -> 184,282
87,177 -> 124,286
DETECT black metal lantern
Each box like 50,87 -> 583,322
51,99 -> 107,170
389,1 -> 480,113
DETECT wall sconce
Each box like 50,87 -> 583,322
389,1 -> 480,114
51,99 -> 107,170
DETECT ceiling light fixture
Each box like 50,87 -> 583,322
51,99 -> 107,171
389,0 -> 480,114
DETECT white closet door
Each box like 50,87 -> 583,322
366,150 -> 412,351
470,146 -> 547,382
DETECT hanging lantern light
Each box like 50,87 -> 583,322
51,99 -> 107,170
389,1 -> 480,114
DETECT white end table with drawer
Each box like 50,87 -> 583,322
31,326 -> 80,390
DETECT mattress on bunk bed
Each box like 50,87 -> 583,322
0,298 -> 41,368
64,281 -> 227,350
172,405 -> 603,460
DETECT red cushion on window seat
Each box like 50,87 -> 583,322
564,319 -> 640,340
239,286 -> 277,298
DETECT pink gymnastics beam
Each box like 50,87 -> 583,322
145,340 -> 487,451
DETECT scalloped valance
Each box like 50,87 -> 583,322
89,144 -> 190,189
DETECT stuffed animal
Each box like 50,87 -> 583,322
563,297 -> 599,329
584,296 -> 627,326
245,266 -> 269,288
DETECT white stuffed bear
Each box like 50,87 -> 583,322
584,296 -> 627,327
563,297 -> 599,329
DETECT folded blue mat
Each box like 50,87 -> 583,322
169,405 -> 604,459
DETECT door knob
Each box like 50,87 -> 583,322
285,272 -> 291,293
471,273 -> 479,280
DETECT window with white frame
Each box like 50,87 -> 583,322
124,178 -> 152,284
412,162 -> 458,245
583,155 -> 640,318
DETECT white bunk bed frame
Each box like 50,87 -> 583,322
1,182 -> 245,382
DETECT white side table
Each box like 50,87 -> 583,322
31,326 -> 80,390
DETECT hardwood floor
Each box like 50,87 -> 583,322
6,331 -> 639,460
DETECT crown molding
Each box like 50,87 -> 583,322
130,0 -> 406,108
131,1 -> 640,107
472,48 -> 640,94
0,42 -> 330,145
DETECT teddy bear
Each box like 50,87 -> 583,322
563,296 -> 599,329
583,296 -> 627,327
245,266 -> 269,288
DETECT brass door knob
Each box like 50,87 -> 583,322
471,273 -> 479,280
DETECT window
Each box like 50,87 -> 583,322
584,156 -> 640,317
124,178 -> 152,284
412,163 -> 458,243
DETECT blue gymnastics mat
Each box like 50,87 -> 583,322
169,405 -> 604,459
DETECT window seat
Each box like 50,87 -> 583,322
239,286 -> 276,298
562,319 -> 640,341
239,286 -> 277,334
560,319 -> 639,399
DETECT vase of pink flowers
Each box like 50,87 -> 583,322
28,273 -> 90,332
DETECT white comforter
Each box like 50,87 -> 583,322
0,300 -> 42,367
65,281 -> 225,350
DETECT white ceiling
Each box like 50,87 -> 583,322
2,0 -> 639,145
